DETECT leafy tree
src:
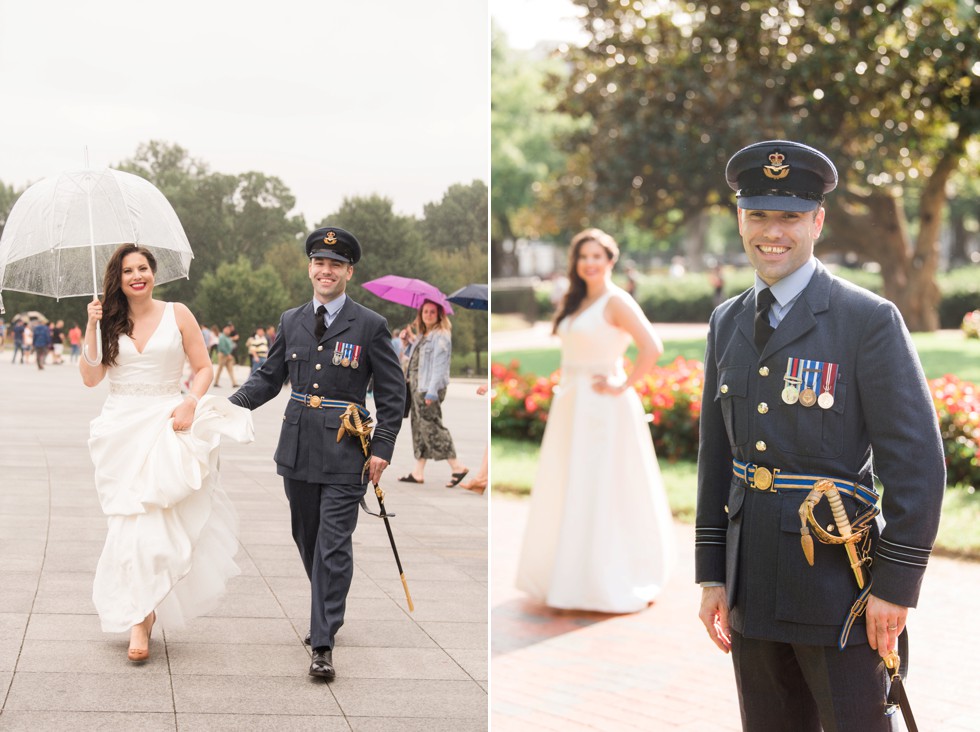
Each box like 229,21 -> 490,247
192,256 -> 291,361
420,180 -> 489,253
317,195 -> 435,332
116,141 -> 306,305
491,22 -> 587,276
548,0 -> 979,330
263,239 -> 311,305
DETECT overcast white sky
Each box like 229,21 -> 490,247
490,0 -> 585,50
0,0 -> 488,225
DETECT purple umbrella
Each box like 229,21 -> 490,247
361,275 -> 454,314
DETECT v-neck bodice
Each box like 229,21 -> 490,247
108,302 -> 185,388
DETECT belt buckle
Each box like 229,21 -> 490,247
751,465 -> 778,492
308,395 -> 322,408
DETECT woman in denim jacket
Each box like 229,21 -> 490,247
398,299 -> 469,487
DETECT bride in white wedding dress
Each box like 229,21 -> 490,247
80,244 -> 253,662
516,229 -> 675,613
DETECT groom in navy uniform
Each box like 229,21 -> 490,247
695,141 -> 945,730
230,226 -> 405,680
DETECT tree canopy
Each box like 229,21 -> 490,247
524,0 -> 979,329
0,141 -> 489,363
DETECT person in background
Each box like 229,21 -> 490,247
696,140 -> 945,731
246,326 -> 269,372
213,324 -> 239,388
208,325 -> 220,361
709,262 -> 726,309
459,382 -> 489,496
32,319 -> 52,370
516,228 -> 674,612
398,299 -> 469,487
10,319 -> 26,364
266,324 -> 277,347
51,319 -> 65,364
23,320 -> 34,363
69,322 -> 83,364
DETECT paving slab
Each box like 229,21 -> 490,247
0,358 -> 487,729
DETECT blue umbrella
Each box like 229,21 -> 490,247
447,283 -> 488,311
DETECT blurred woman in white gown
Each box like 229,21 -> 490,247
81,244 -> 253,662
516,229 -> 675,613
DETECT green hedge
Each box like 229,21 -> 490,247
531,266 -> 979,327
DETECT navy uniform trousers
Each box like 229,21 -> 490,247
284,478 -> 365,649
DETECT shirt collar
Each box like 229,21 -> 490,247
755,257 -> 816,308
312,294 -> 347,319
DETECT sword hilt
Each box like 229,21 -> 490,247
821,481 -> 865,589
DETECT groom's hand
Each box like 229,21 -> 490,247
699,585 -> 732,653
367,456 -> 389,485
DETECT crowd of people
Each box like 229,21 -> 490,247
4,316 -> 82,368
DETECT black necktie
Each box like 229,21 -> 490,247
315,305 -> 327,340
754,288 -> 776,352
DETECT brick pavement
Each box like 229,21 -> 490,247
0,356 -> 488,730
491,494 -> 980,731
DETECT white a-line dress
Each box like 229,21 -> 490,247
515,291 -> 675,612
88,302 -> 253,632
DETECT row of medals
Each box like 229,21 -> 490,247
782,377 -> 834,409
332,348 -> 359,369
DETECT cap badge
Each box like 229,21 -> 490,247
324,231 -> 338,246
764,151 -> 789,180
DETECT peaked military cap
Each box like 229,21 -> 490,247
306,226 -> 361,264
726,140 -> 838,212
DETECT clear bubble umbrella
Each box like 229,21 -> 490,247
0,167 -> 193,357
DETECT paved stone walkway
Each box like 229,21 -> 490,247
492,494 -> 980,731
0,356 -> 488,730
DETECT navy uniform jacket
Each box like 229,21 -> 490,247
695,261 -> 945,647
230,297 -> 405,484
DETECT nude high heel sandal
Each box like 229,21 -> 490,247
127,611 -> 156,662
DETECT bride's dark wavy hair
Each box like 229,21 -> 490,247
551,228 -> 620,334
99,244 -> 158,367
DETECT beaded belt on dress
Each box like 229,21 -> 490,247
108,382 -> 181,397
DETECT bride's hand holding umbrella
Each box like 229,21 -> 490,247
80,297 -> 106,384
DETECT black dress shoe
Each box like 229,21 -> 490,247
304,631 -> 311,646
309,647 -> 335,680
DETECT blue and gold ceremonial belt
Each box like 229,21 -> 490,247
732,459 -> 879,509
289,391 -> 369,419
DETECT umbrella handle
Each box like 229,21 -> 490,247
82,322 -> 103,366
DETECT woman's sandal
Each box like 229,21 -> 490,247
446,470 -> 469,488
398,474 -> 424,484
127,611 -> 156,662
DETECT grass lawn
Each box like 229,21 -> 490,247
492,437 -> 980,558
494,330 -> 980,383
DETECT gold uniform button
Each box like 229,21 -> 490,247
827,524 -> 835,532
724,505 -> 729,514
759,366 -> 770,377
315,363 -> 322,371
317,345 -> 324,352
758,403 -> 768,414
756,440 -> 767,451
313,383 -> 319,389
291,353 -> 297,359
720,384 -> 729,394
